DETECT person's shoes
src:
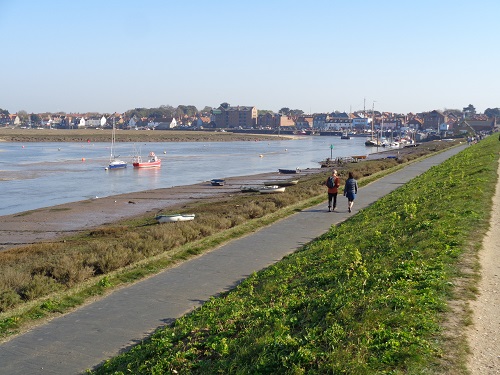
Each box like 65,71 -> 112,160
332,206 -> 336,211
328,207 -> 331,212
348,208 -> 351,213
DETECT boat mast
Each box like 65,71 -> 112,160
371,101 -> 375,141
110,115 -> 115,161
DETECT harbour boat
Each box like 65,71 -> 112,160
107,116 -> 127,170
155,213 -> 196,223
259,185 -> 286,194
263,179 -> 298,187
340,132 -> 351,140
351,155 -> 367,160
364,138 -> 382,147
133,151 -> 161,168
365,102 -> 382,147
383,141 -> 399,148
211,179 -> 225,186
278,168 -> 300,174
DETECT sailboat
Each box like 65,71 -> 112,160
365,102 -> 382,147
107,115 -> 127,170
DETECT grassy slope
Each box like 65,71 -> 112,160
93,136 -> 499,374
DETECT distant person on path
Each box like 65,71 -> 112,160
325,169 -> 340,212
343,172 -> 358,213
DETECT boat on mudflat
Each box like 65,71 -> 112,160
264,179 -> 298,187
278,168 -> 300,174
259,185 -> 286,194
211,179 -> 225,186
156,214 -> 195,223
133,151 -> 161,168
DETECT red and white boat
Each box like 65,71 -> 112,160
133,151 -> 161,168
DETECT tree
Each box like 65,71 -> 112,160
462,104 -> 476,117
258,109 -> 274,116
279,107 -> 290,116
30,113 -> 41,125
484,108 -> 500,118
17,110 -> 29,125
176,105 -> 198,117
201,106 -> 212,115
290,109 -> 304,117
148,110 -> 165,119
0,108 -> 9,115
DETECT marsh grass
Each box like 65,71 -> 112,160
0,140 -> 463,340
88,136 -> 499,374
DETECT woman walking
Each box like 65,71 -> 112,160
343,171 -> 358,213
325,169 -> 340,212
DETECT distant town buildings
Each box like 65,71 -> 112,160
0,103 -> 498,136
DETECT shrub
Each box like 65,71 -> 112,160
0,266 -> 31,292
90,244 -> 136,274
19,274 -> 60,301
45,255 -> 95,286
244,202 -> 264,219
0,290 -> 22,312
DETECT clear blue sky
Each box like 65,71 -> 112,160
1,0 -> 498,115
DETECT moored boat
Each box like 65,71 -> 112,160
340,132 -> 351,139
106,117 -> 127,170
133,151 -> 161,168
364,139 -> 382,147
155,213 -> 195,223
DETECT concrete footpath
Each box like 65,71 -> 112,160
0,144 -> 468,375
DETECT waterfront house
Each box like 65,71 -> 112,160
151,117 -> 177,130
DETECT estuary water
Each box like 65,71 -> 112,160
0,136 -> 378,216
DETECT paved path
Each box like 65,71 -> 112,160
0,145 -> 468,375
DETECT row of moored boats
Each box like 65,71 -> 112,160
156,170 -> 300,224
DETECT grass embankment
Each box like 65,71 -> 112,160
0,128 -> 283,142
90,136 -> 499,374
0,141 -> 458,341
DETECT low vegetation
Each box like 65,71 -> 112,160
0,128 -> 283,143
85,136 -> 498,374
0,140 -> 468,349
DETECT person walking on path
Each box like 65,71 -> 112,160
343,171 -> 358,213
325,169 -> 340,212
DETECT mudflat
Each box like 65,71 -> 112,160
0,169 -> 322,251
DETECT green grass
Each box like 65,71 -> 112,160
90,136 -> 499,374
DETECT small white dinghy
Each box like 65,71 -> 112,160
263,179 -> 298,187
258,185 -> 286,194
155,214 -> 196,223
